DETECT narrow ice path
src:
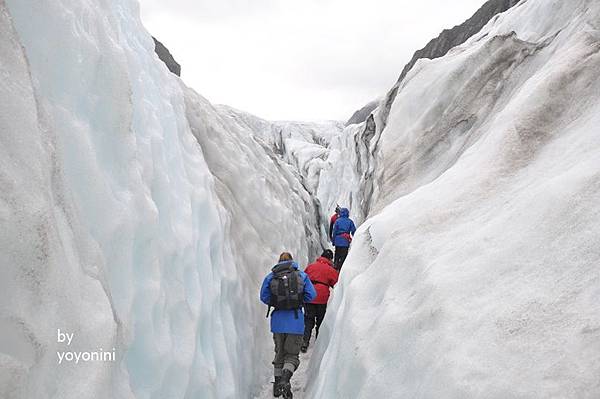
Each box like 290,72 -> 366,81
255,346 -> 314,399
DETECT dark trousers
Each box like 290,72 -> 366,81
303,303 -> 328,345
334,246 -> 349,270
273,333 -> 303,374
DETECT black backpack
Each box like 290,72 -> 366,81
266,262 -> 305,319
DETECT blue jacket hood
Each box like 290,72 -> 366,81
332,209 -> 356,247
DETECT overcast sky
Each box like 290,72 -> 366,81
138,0 -> 485,121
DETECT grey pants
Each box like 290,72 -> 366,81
272,333 -> 303,375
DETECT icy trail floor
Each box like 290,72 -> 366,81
255,345 -> 314,399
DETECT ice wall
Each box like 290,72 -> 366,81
324,0 -> 523,224
209,104 -> 345,247
308,0 -> 600,397
0,0 -> 329,398
316,116 -> 378,225
3,0 -> 599,397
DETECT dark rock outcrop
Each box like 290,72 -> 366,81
346,0 -> 521,127
153,36 -> 181,76
346,100 -> 379,126
399,1 -> 520,88
379,0 -> 521,127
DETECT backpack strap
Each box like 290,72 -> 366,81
268,265 -> 304,317
289,271 -> 299,319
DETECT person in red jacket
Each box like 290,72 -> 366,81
301,249 -> 339,352
328,205 -> 340,242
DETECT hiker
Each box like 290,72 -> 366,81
301,249 -> 338,352
332,207 -> 356,270
260,252 -> 316,399
328,205 -> 341,242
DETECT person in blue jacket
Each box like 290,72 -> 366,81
331,207 -> 356,271
260,252 -> 316,398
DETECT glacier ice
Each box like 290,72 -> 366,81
0,0 -> 339,398
307,0 -> 600,398
2,0 -> 600,398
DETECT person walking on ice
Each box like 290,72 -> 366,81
301,249 -> 338,353
331,207 -> 356,270
260,252 -> 316,398
328,205 -> 340,242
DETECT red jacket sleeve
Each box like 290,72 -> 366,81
329,214 -> 338,240
328,267 -> 339,287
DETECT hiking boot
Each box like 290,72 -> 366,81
280,369 -> 293,399
273,376 -> 282,397
300,344 -> 308,353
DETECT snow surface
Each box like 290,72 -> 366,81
255,346 -> 314,399
307,0 -> 600,397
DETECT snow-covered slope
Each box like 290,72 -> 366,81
308,0 -> 600,397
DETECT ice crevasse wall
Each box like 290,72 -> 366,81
308,0 -> 600,398
2,0 -> 600,399
0,0 -> 339,398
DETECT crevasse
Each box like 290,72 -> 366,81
2,0 -> 600,398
